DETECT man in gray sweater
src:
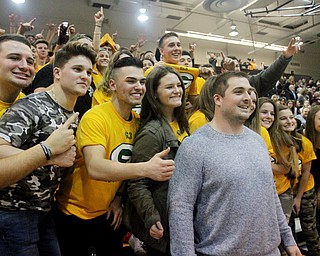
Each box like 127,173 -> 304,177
168,72 -> 302,256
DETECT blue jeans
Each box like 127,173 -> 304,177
0,210 -> 61,256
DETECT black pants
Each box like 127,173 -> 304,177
52,205 -> 126,256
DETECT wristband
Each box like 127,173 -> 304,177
40,142 -> 52,160
95,24 -> 102,27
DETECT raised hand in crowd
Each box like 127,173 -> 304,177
283,37 -> 300,58
93,6 -> 104,52
17,17 -> 36,35
35,29 -> 44,40
199,65 -> 215,80
67,24 -> 76,36
46,23 -> 57,48
221,52 -> 237,71
9,13 -> 16,33
189,42 -> 196,59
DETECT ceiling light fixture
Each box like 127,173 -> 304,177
11,0 -> 25,3
165,29 -> 286,52
229,23 -> 239,37
137,8 -> 149,22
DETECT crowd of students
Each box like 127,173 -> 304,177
0,7 -> 319,256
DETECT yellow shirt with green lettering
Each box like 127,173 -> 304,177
56,101 -> 140,219
0,92 -> 25,118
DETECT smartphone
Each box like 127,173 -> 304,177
294,36 -> 302,50
57,22 -> 69,45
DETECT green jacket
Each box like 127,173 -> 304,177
124,118 -> 180,253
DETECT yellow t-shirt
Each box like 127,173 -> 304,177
188,110 -> 208,134
34,63 -> 48,74
92,89 -> 112,107
170,120 -> 188,142
0,92 -> 25,118
189,77 -> 206,96
272,135 -> 317,195
260,127 -> 273,154
260,127 -> 290,195
56,101 -> 140,219
92,65 -> 104,88
145,63 -> 200,98
293,135 -> 317,193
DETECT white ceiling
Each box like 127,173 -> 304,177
1,0 -> 320,54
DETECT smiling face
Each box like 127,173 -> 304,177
96,50 -> 109,68
54,55 -> 93,97
278,108 -> 296,133
156,72 -> 183,115
142,59 -> 153,72
0,40 -> 35,93
110,66 -> 146,108
259,102 -> 275,129
215,76 -> 253,124
178,54 -> 192,67
159,36 -> 182,64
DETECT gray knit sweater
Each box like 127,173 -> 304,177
168,124 -> 296,256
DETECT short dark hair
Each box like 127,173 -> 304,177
54,41 -> 97,69
181,50 -> 191,57
142,58 -> 154,66
99,50 -> 135,94
111,57 -> 143,80
0,34 -> 31,51
212,71 -> 249,97
69,33 -> 93,43
34,39 -> 49,47
158,32 -> 179,48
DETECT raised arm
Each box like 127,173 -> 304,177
249,38 -> 299,97
93,6 -> 104,53
9,14 -> 16,34
17,18 -> 36,35
45,23 -> 57,49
